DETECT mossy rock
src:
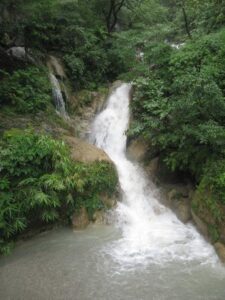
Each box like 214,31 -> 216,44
191,188 -> 225,243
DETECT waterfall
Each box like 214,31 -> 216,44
50,73 -> 68,118
90,83 -> 217,266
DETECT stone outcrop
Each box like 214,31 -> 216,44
173,201 -> 191,223
72,207 -> 89,229
47,55 -> 66,80
7,47 -> 35,63
93,211 -> 105,225
69,89 -> 107,139
167,188 -> 192,223
65,132 -> 118,226
191,210 -> 209,238
100,193 -> 117,209
64,136 -> 111,163
145,157 -> 160,180
127,137 -> 149,162
214,242 -> 225,263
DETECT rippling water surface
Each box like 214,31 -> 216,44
0,226 -> 225,300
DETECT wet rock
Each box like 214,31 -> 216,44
72,207 -> 89,229
167,187 -> 193,223
175,199 -> 191,223
168,186 -> 190,199
93,211 -> 105,224
191,210 -> 209,238
47,56 -> 66,80
91,92 -> 107,114
100,193 -> 117,209
65,136 -> 111,163
109,80 -> 124,94
167,189 -> 191,223
145,157 -> 159,178
214,242 -> 225,263
69,90 -> 107,139
127,137 -> 148,162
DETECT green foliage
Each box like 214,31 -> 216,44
0,129 -> 117,254
208,224 -> 219,243
200,161 -> 225,206
62,31 -> 110,89
0,67 -> 52,113
129,26 -> 225,241
130,30 -> 225,178
186,0 -> 225,34
191,160 -> 225,242
0,0 -> 172,89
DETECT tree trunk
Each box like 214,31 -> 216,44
105,0 -> 126,33
181,1 -> 192,39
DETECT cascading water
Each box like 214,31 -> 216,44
50,73 -> 68,118
90,83 -> 217,266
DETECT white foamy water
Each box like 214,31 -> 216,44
50,73 -> 68,118
90,83 -> 217,266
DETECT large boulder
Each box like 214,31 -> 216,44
127,137 -> 149,162
214,242 -> 225,263
93,211 -> 105,225
191,210 -> 209,239
6,47 -> 35,64
145,156 -> 160,179
175,199 -> 191,223
72,207 -> 89,229
64,136 -> 111,163
167,188 -> 192,223
100,193 -> 117,209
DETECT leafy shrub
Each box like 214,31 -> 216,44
0,129 -> 117,254
191,160 -> 225,242
200,160 -> 225,206
63,54 -> 85,85
0,67 -> 52,113
130,29 -> 225,178
63,29 -> 110,89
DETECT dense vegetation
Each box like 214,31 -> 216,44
125,1 -> 225,241
0,129 -> 117,254
0,67 -> 51,113
1,0 -> 225,250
